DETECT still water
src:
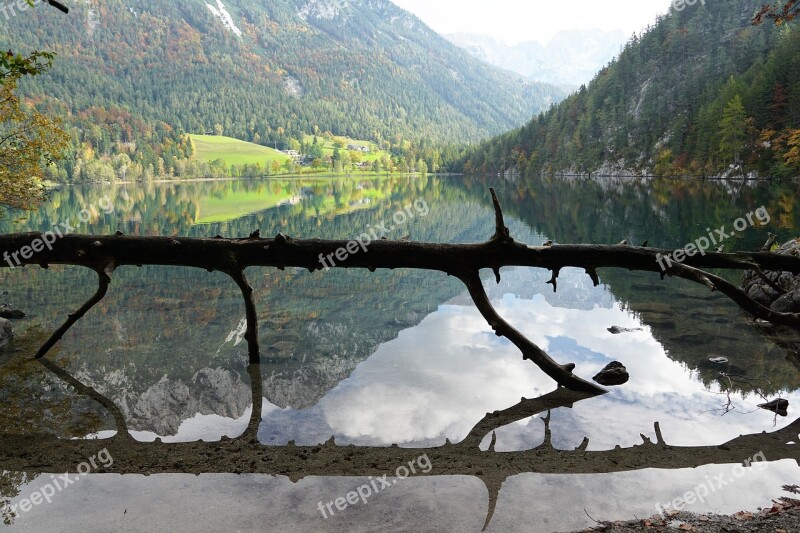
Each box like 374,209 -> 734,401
1,174 -> 799,531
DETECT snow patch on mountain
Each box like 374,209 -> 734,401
206,0 -> 242,37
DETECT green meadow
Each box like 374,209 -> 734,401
193,177 -> 394,224
194,189 -> 295,224
190,135 -> 292,166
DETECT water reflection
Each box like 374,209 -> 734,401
2,174 -> 800,530
1,352 -> 799,531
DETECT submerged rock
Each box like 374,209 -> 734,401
0,304 -> 25,319
758,398 -> 789,417
593,361 -> 629,386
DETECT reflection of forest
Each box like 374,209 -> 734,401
0,175 -> 453,237
488,175 -> 800,394
0,178 -> 502,437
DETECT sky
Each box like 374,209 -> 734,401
390,0 -> 675,45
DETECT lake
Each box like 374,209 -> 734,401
1,174 -> 799,531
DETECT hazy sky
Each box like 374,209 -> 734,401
390,0 -> 675,45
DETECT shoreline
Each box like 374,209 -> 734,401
44,172 -> 463,188
571,500 -> 800,532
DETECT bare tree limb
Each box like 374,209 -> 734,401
489,187 -> 512,244
34,261 -> 115,359
46,0 -> 69,14
2,190 -> 799,393
456,270 -> 605,393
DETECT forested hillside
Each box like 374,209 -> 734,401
0,0 -> 563,181
457,0 -> 800,178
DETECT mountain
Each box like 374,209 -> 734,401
0,0 -> 565,181
457,0 -> 800,179
446,30 -> 628,89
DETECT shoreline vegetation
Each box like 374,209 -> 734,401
36,132 -> 454,184
49,172 -> 795,188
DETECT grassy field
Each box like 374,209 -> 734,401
190,135 -> 292,166
193,176 -> 394,223
195,188 -> 295,224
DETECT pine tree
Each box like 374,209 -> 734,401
719,95 -> 747,167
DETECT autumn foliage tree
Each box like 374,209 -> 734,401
753,0 -> 800,25
0,51 -> 68,211
0,2 -> 70,212
785,129 -> 800,169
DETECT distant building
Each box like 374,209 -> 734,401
347,144 -> 370,152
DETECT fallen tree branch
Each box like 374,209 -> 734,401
2,235 -> 798,278
2,190 -> 799,392
45,0 -> 69,13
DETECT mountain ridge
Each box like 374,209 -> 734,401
445,29 -> 628,88
1,0 -> 565,180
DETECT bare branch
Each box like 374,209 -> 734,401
456,270 -> 605,393
666,262 -> 800,328
34,261 -> 116,359
489,187 -> 512,243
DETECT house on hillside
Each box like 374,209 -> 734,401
347,144 -> 370,153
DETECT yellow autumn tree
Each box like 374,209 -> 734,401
0,52 -> 68,211
785,129 -> 800,170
